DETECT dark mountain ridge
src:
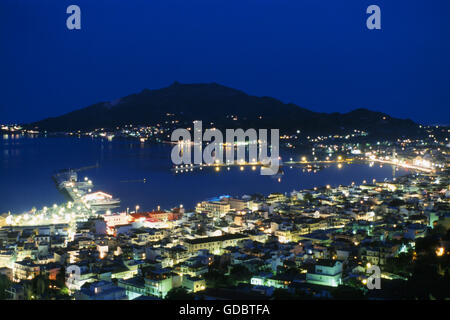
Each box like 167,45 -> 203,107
25,82 -> 422,138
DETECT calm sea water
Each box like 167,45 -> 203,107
0,134 -> 407,214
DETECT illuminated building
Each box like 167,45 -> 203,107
130,206 -> 184,223
306,259 -> 343,287
81,191 -> 120,207
266,193 -> 287,204
13,259 -> 40,281
195,196 -> 250,218
182,275 -> 206,293
251,274 -> 291,289
103,212 -> 131,227
144,268 -> 180,298
361,243 -> 399,266
183,233 -> 249,254
76,281 -> 128,300
196,198 -> 231,218
118,277 -> 147,300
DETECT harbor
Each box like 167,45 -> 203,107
3,168 -> 121,227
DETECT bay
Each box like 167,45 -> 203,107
0,134 -> 407,214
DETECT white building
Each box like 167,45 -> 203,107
306,259 -> 343,287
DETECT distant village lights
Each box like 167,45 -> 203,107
171,121 -> 280,175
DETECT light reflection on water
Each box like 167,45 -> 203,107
0,135 -> 407,214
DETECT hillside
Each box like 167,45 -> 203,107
25,82 -> 422,138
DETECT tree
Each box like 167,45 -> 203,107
271,288 -> 295,300
196,224 -> 206,236
303,193 -> 313,203
0,274 -> 12,300
385,252 -> 414,276
204,269 -> 232,288
23,283 -> 34,300
36,277 -> 47,297
430,225 -> 447,237
389,199 -> 405,207
332,285 -> 365,300
229,265 -> 252,284
165,287 -> 194,300
58,286 -> 70,296
55,266 -> 66,288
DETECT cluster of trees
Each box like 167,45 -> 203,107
0,274 -> 12,300
373,228 -> 450,299
402,229 -> 450,299
268,227 -> 450,300
203,261 -> 253,289
0,267 -> 70,300
165,263 -> 254,300
165,287 -> 194,300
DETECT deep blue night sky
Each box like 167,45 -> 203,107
0,0 -> 449,124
